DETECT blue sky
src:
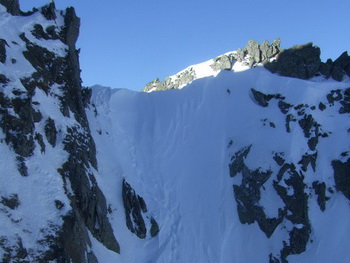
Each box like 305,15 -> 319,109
21,0 -> 350,91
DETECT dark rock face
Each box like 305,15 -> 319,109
273,164 -> 311,261
312,181 -> 328,211
59,211 -> 96,263
230,147 -> 283,239
54,6 -> 120,259
334,52 -> 350,73
1,193 -> 20,209
230,146 -> 311,262
0,96 -> 35,157
0,236 -> 28,262
122,180 -> 147,239
20,33 -> 67,94
251,88 -> 275,107
319,58 -> 333,78
273,152 -> 285,166
0,91 -> 35,178
41,1 -> 56,20
35,133 -> 46,153
332,52 -> 350,81
0,0 -> 20,15
278,100 -> 292,114
0,38 -> 7,63
338,88 -> 350,114
324,88 -> 350,114
236,40 -> 349,82
229,86 -> 350,262
59,124 -> 120,255
263,43 -> 350,81
332,158 -> 350,200
150,217 -> 160,237
44,118 -> 57,147
122,179 -> 159,239
0,73 -> 8,83
264,43 -> 321,80
31,24 -> 60,41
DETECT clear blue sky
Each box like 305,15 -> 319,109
21,0 -> 349,91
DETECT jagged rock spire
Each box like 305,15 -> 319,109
41,1 -> 57,20
0,0 -> 20,15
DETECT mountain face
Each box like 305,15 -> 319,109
1,1 -> 350,263
0,1 -> 119,262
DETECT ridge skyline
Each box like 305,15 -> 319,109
19,0 -> 350,91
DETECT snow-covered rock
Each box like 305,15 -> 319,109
89,67 -> 350,263
0,1 -> 119,261
1,1 -> 350,263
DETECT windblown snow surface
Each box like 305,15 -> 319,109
1,3 -> 349,262
87,65 -> 350,262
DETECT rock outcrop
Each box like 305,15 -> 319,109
210,55 -> 232,71
0,0 -> 20,15
235,39 -> 281,67
122,179 -> 159,239
228,86 -> 350,263
143,39 -> 349,92
264,43 -> 321,79
0,2 -> 119,262
143,68 -> 197,92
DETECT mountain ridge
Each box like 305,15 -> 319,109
0,1 -> 350,263
143,39 -> 350,92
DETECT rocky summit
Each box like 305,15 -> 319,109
143,39 -> 350,92
0,1 -> 350,263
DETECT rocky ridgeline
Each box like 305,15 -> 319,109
0,1 -> 120,262
143,39 -> 350,92
229,87 -> 350,263
143,68 -> 197,92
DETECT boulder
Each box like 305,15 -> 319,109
210,55 -> 232,71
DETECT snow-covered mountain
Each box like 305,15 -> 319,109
1,1 -> 350,263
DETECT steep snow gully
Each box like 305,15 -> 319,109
1,1 -> 350,263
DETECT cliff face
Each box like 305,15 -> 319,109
0,2 -> 119,262
1,1 -> 350,263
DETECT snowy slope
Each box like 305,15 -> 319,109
0,4 -> 72,260
0,3 -> 120,261
1,1 -> 350,262
88,67 -> 350,262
